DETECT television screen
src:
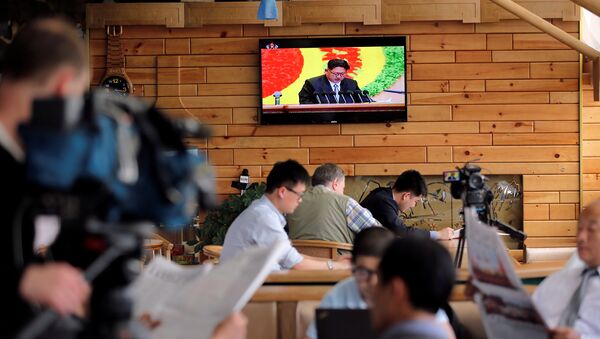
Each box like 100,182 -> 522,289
259,37 -> 407,125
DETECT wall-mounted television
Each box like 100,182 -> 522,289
259,36 -> 407,125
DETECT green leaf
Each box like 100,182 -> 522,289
186,239 -> 199,246
195,182 -> 266,247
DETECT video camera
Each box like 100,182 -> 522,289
16,90 -> 216,339
21,90 -> 216,227
443,163 -> 493,210
443,163 -> 526,242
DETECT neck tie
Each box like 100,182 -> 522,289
558,267 -> 599,327
333,84 -> 339,103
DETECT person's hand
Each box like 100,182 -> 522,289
550,327 -> 581,339
212,312 -> 247,339
139,313 -> 162,330
333,258 -> 352,270
436,227 -> 455,240
19,263 -> 90,316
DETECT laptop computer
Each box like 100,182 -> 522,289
316,309 -> 376,339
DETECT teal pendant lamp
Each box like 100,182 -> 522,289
257,0 -> 278,20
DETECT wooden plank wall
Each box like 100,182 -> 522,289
583,65 -> 600,217
89,19 -> 581,247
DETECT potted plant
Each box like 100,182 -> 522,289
187,182 -> 266,253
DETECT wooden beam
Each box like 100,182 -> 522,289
382,0 -> 480,24
489,0 -> 600,58
283,0 -> 381,26
86,3 -> 185,28
571,0 -> 600,17
185,2 -> 283,27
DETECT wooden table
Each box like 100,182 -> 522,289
251,254 -> 565,339
265,270 -> 351,284
262,259 -> 565,285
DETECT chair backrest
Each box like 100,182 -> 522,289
291,240 -> 352,260
149,233 -> 174,260
140,233 -> 175,270
203,245 -> 223,264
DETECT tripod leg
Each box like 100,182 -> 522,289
455,235 -> 465,268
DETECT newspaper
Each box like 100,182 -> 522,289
131,241 -> 287,339
464,207 -> 549,339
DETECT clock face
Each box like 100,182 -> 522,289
101,76 -> 131,96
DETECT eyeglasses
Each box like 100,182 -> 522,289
352,266 -> 377,282
328,70 -> 346,77
284,186 -> 304,200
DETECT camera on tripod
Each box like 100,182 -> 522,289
443,163 -> 527,268
443,163 -> 527,263
443,163 -> 493,209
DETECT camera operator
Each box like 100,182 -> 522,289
0,18 -> 92,337
1,18 -> 247,339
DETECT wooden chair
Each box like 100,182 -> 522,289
291,239 -> 353,260
148,233 -> 174,261
203,245 -> 223,264
141,233 -> 174,269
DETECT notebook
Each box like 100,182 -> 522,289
316,309 -> 376,339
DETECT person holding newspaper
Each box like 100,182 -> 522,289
532,199 -> 600,339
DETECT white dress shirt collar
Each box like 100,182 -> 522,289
258,195 -> 286,226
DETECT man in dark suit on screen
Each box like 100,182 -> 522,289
298,59 -> 363,104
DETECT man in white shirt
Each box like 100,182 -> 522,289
532,199 -> 600,339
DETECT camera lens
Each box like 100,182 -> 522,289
468,173 -> 484,189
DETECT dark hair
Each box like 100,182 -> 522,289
266,159 -> 310,193
312,163 -> 344,187
0,18 -> 85,83
327,59 -> 350,70
352,227 -> 395,263
379,237 -> 455,313
392,170 -> 427,197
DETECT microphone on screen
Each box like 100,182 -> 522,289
323,92 -> 332,104
354,90 -> 364,103
273,91 -> 282,105
313,91 -> 322,104
338,91 -> 348,103
328,91 -> 337,104
344,90 -> 356,103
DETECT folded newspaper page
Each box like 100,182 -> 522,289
131,241 -> 287,339
464,207 -> 549,339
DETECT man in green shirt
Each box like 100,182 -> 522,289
287,163 -> 381,245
